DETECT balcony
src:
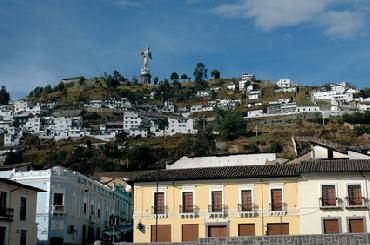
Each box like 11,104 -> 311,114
151,205 -> 168,218
238,203 -> 256,217
52,205 -> 65,215
269,203 -> 286,216
208,204 -> 227,218
179,205 -> 198,218
89,215 -> 96,224
319,197 -> 340,209
345,197 -> 368,209
0,208 -> 14,221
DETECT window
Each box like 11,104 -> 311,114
267,223 -> 289,235
347,185 -> 362,206
90,205 -> 94,215
211,191 -> 222,212
154,192 -> 165,214
98,209 -> 101,218
83,203 -> 87,214
323,219 -> 340,234
182,192 -> 194,213
348,218 -> 364,233
240,190 -> 252,211
270,189 -> 283,211
321,185 -> 337,206
20,197 -> 26,220
0,192 -> 7,216
20,229 -> 27,245
53,193 -> 64,211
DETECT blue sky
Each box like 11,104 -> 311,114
1,0 -> 370,99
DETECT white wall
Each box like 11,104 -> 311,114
166,153 -> 276,169
299,173 -> 370,234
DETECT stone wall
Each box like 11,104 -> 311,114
198,233 -> 370,245
115,233 -> 370,245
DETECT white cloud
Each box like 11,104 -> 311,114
107,0 -> 144,9
317,11 -> 365,38
210,0 -> 367,38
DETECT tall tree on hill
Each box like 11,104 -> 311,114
211,69 -> 221,79
217,111 -> 246,140
180,74 -> 188,81
0,86 -> 10,105
170,72 -> 179,83
153,77 -> 159,85
193,62 -> 208,88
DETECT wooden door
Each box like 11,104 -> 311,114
349,219 -> 364,233
323,219 -> 339,234
151,225 -> 171,242
348,185 -> 362,205
271,189 -> 282,211
211,191 -> 222,212
182,192 -> 193,213
322,185 -> 336,206
241,190 -> 252,211
154,192 -> 165,214
208,225 -> 227,237
267,223 -> 289,235
182,224 -> 199,242
238,224 -> 255,236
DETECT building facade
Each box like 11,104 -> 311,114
132,165 -> 300,243
0,178 -> 44,245
131,159 -> 370,243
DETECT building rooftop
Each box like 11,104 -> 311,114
132,164 -> 300,183
0,178 -> 45,192
131,159 -> 370,183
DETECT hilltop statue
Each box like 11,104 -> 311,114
140,47 -> 152,84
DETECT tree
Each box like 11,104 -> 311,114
193,62 -> 208,88
211,69 -> 221,79
153,118 -> 169,133
170,72 -> 179,83
217,111 -> 245,140
131,76 -> 139,84
43,85 -> 53,94
268,141 -> 283,153
153,77 -> 159,85
180,74 -> 188,81
0,86 -> 10,105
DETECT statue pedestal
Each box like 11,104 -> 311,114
140,72 -> 151,84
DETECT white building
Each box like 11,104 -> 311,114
299,159 -> 370,235
276,79 -> 292,88
166,118 -> 197,136
296,106 -> 320,113
3,127 -> 22,147
129,128 -> 148,138
239,73 -> 255,91
7,166 -> 120,245
123,112 -> 142,132
358,102 -> 370,112
246,91 -> 261,100
190,105 -> 203,113
195,91 -> 209,98
227,84 -> 236,91
24,117 -> 41,134
12,100 -> 41,115
166,153 -> 277,169
275,79 -> 297,93
247,110 -> 263,118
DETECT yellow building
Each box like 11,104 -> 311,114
0,178 -> 45,245
131,164 -> 300,243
